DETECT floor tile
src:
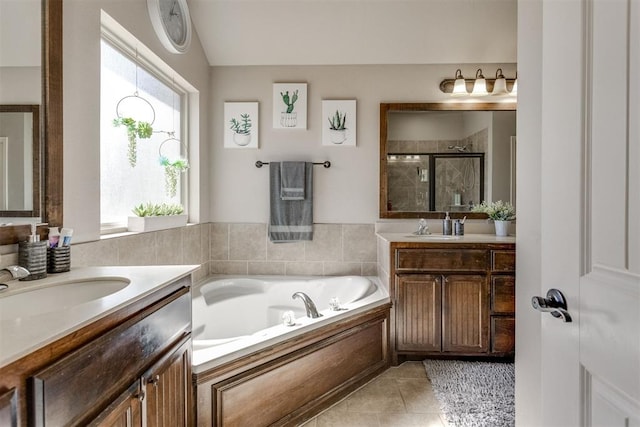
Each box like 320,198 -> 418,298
377,412 -> 445,427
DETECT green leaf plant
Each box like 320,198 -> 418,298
131,202 -> 184,217
159,156 -> 189,198
113,117 -> 154,167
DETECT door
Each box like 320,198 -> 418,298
538,0 -> 640,424
441,274 -> 489,353
395,274 -> 442,352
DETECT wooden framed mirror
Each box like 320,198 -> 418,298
0,0 -> 62,245
380,102 -> 516,219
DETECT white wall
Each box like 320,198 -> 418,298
63,0 -> 211,243
209,64 -> 517,224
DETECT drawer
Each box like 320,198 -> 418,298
491,316 -> 515,354
396,249 -> 488,271
491,276 -> 515,314
30,289 -> 191,426
492,250 -> 515,271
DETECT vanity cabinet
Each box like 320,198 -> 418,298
391,242 -> 515,362
0,275 -> 192,427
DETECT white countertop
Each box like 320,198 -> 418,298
0,265 -> 198,367
377,232 -> 516,244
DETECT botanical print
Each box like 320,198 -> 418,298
224,102 -> 259,148
322,100 -> 356,146
273,83 -> 307,129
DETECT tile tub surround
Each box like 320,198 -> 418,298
0,223 -> 376,281
210,223 -> 378,276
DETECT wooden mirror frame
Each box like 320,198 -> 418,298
0,0 -> 62,245
379,102 -> 516,219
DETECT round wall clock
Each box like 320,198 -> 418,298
147,0 -> 192,54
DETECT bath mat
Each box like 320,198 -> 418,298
422,359 -> 515,427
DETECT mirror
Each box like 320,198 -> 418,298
0,0 -> 41,218
380,102 -> 516,219
0,105 -> 40,216
0,0 -> 62,245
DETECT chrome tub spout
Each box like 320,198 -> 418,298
292,292 -> 323,319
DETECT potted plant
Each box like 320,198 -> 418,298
280,90 -> 298,127
127,202 -> 187,232
159,156 -> 189,198
327,110 -> 347,144
472,200 -> 516,236
113,117 -> 154,167
229,113 -> 252,146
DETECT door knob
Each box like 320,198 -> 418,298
531,289 -> 572,322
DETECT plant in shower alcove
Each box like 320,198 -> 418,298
159,156 -> 189,198
112,117 -> 154,167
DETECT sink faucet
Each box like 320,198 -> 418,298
0,265 -> 29,282
415,218 -> 430,235
292,292 -> 323,319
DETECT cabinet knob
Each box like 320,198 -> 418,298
135,390 -> 145,402
148,374 -> 160,387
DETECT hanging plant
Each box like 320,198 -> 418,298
159,156 -> 189,198
113,117 -> 154,167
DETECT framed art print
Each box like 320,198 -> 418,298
224,102 -> 259,149
322,100 -> 356,146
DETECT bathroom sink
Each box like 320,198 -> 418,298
0,277 -> 130,320
404,234 -> 462,240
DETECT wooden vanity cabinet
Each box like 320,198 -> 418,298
391,243 -> 515,362
0,275 -> 192,427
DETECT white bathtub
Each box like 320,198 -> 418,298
191,275 -> 389,373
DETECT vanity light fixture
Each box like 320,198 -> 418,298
491,68 -> 509,96
439,68 -> 517,98
451,69 -> 468,96
471,69 -> 488,96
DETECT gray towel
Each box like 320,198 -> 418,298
280,161 -> 306,200
269,162 -> 313,242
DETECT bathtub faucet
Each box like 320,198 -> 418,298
292,292 -> 323,319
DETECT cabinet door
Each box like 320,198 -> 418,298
396,274 -> 442,352
442,274 -> 489,353
91,381 -> 143,427
145,338 -> 191,427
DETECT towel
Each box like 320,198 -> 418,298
280,161 -> 306,200
269,162 -> 313,242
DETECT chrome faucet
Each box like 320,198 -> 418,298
0,265 -> 29,281
292,292 -> 323,319
415,218 -> 430,235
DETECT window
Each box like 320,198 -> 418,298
100,39 -> 187,230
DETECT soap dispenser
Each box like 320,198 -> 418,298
443,212 -> 453,235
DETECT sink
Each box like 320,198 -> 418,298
404,234 -> 462,240
0,277 -> 130,320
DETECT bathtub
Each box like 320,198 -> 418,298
191,275 -> 389,374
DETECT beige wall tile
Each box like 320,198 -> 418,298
210,260 -> 248,275
305,224 -> 342,262
362,262 -> 378,276
71,239 -> 119,267
229,223 -> 266,261
210,223 -> 229,260
343,224 -> 376,262
267,240 -> 305,261
183,225 -> 204,264
323,262 -> 362,276
285,262 -> 324,276
200,224 -> 211,263
156,228 -> 184,265
117,233 -> 157,265
248,261 -> 286,276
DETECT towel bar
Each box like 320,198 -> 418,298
255,161 -> 331,168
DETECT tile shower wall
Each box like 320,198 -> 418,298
53,222 -> 377,283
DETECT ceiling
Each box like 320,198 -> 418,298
189,0 -> 518,67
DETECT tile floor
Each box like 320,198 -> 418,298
300,361 -> 448,427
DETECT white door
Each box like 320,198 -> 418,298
538,0 -> 640,425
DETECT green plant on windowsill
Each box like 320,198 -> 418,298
131,202 -> 184,217
472,200 -> 516,221
159,156 -> 189,198
113,117 -> 154,167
